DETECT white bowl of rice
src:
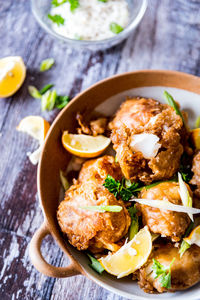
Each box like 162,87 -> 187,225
31,0 -> 148,50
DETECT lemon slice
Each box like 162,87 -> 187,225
99,226 -> 152,278
184,225 -> 200,247
17,116 -> 50,165
17,116 -> 50,144
62,132 -> 111,158
0,56 -> 26,98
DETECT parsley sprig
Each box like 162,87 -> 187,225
152,258 -> 175,289
103,175 -> 139,201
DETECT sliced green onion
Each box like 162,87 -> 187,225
40,58 -> 55,72
128,206 -> 139,240
28,85 -> 41,99
179,240 -> 191,257
110,22 -> 124,34
87,253 -> 104,274
164,91 -> 186,126
178,172 -> 193,221
79,205 -> 122,213
59,170 -> 70,190
40,84 -> 54,95
41,90 -> 57,111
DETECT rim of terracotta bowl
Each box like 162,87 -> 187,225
32,69 -> 200,299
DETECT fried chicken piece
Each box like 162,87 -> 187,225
138,243 -> 200,293
190,150 -> 200,194
78,155 -> 122,184
136,182 -> 191,242
109,98 -> 185,183
57,181 -> 130,253
76,113 -> 107,136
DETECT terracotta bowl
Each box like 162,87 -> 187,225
29,70 -> 200,300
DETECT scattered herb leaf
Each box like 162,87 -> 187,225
98,0 -> 108,2
87,253 -> 104,274
51,0 -> 67,7
40,58 -> 55,72
164,91 -> 186,126
79,205 -> 122,213
195,116 -> 200,128
110,22 -> 124,34
55,95 -> 70,109
128,206 -> 139,240
69,0 -> 79,12
40,84 -> 54,95
152,258 -> 175,289
28,85 -> 41,99
48,14 -> 65,26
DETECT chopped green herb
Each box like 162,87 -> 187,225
152,258 -> 175,289
60,170 -> 70,190
110,22 -> 124,34
28,85 -> 41,99
79,205 -> 122,213
195,116 -> 200,128
87,253 -> 104,274
40,84 -> 54,95
69,0 -> 79,12
55,95 -> 70,109
40,58 -> 55,72
48,14 -> 65,26
128,206 -> 139,240
51,0 -> 67,7
41,90 -> 57,111
164,91 -> 186,126
98,0 -> 108,2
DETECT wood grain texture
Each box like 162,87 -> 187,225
0,0 -> 200,299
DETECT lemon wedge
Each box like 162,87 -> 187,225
62,132 -> 111,158
184,225 -> 200,247
99,226 -> 152,278
0,56 -> 26,98
191,128 -> 200,149
17,116 -> 50,144
17,116 -> 50,164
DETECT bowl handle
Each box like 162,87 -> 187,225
29,222 -> 82,278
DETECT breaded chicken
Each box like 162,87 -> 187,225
57,181 -> 130,253
78,155 -> 122,184
136,182 -> 191,241
76,113 -> 107,136
138,243 -> 200,293
109,98 -> 185,183
190,151 -> 200,197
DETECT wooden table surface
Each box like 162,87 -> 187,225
1,0 -> 200,299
